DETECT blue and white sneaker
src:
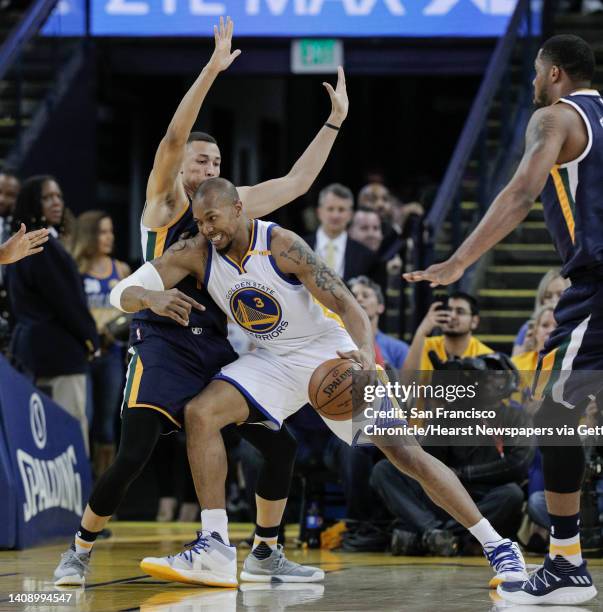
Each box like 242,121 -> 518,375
497,555 -> 597,605
140,530 -> 238,587
485,539 -> 528,588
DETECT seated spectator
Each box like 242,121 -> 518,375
73,210 -> 131,476
305,183 -> 377,280
403,291 -> 493,374
348,208 -> 383,253
348,275 -> 408,380
512,269 -> 569,356
371,354 -> 533,556
8,176 -> 99,455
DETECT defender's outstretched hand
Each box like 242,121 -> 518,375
403,258 -> 465,287
208,16 -> 241,73
323,66 -> 349,126
0,224 -> 49,264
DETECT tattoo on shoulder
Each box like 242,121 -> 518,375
528,111 -> 557,148
279,238 -> 349,306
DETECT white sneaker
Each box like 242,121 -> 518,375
485,539 -> 529,588
53,547 -> 90,586
140,531 -> 238,587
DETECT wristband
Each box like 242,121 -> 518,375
324,122 -> 341,131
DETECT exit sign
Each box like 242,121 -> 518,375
291,39 -> 343,74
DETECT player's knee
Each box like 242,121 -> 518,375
184,398 -> 223,430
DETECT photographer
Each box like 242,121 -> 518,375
371,353 -> 534,556
402,292 -> 492,374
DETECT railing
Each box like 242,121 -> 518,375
0,0 -> 58,82
408,0 -> 539,328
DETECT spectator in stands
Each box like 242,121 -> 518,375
357,182 -> 423,258
348,208 -> 383,253
403,292 -> 493,373
512,268 -> 569,356
0,171 -> 22,352
305,183 -> 377,281
73,211 -> 131,476
8,175 -> 99,455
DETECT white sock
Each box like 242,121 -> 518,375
468,518 -> 504,548
201,508 -> 230,545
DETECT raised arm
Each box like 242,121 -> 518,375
271,227 -> 375,370
404,105 -> 569,287
239,67 -> 349,219
110,239 -> 206,326
145,17 -> 240,222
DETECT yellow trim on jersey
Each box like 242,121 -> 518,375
223,219 -> 257,273
128,355 -> 144,406
533,348 -> 557,400
153,227 -> 168,258
550,166 -> 575,244
143,200 -> 190,232
312,296 -> 344,328
129,403 -> 182,428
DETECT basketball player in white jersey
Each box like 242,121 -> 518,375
110,177 -> 528,587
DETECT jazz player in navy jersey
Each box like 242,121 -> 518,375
111,177 -> 529,588
53,17 -> 349,586
406,35 -> 601,605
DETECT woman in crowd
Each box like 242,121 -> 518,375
73,211 -> 130,476
8,176 -> 99,454
512,268 -> 569,356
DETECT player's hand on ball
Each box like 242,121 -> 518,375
337,348 -> 375,371
208,16 -> 241,73
144,289 -> 205,326
324,66 -> 348,126
403,257 -> 464,287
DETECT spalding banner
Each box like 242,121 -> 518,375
0,356 -> 91,549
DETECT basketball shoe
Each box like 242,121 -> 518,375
497,555 -> 597,605
240,545 -> 324,582
485,539 -> 529,588
53,547 -> 90,586
140,531 -> 238,587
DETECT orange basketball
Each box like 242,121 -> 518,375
308,358 -> 362,421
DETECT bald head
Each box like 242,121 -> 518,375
194,176 -> 240,208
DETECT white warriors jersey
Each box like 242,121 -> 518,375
204,219 -> 344,355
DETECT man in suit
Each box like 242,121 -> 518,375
305,183 -> 377,281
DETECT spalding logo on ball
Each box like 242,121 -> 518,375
308,357 -> 362,421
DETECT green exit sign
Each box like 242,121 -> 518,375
291,39 -> 343,74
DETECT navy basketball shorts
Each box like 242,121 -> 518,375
534,280 -> 603,408
121,321 -> 237,432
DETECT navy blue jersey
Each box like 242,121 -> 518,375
541,90 -> 603,278
134,201 -> 226,334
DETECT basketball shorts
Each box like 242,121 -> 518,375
534,279 -> 603,408
122,321 -> 237,432
213,326 -> 404,446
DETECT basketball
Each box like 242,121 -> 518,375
308,358 -> 362,421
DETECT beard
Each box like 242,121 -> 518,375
216,239 -> 234,254
533,84 -> 550,109
443,329 -> 470,338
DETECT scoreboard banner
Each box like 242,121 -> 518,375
43,0 -> 527,38
0,357 -> 91,549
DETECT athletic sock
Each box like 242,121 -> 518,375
549,513 -> 582,573
468,518 -> 504,548
73,525 -> 100,555
252,525 -> 279,560
201,508 -> 230,545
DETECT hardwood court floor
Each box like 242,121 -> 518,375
1,522 -> 602,611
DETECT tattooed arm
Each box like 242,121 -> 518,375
404,105 -> 569,287
114,237 -> 207,326
272,227 -> 375,369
